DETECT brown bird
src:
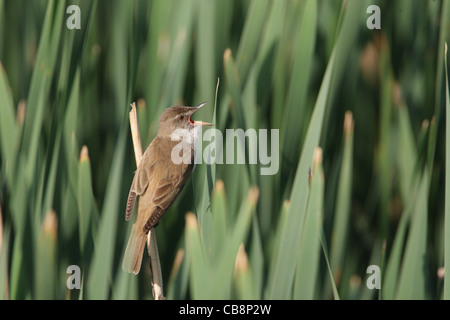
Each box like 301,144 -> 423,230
123,103 -> 212,274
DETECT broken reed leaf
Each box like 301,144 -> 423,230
35,209 -> 58,299
444,39 -> 450,298
186,212 -> 199,230
137,98 -> 146,111
234,243 -> 249,274
79,145 -> 89,162
42,210 -> 58,238
16,100 -> 26,126
312,147 -> 323,173
129,102 -> 143,165
169,248 -> 185,278
247,187 -> 259,205
392,81 -> 404,107
344,111 -> 354,137
214,179 -> 225,193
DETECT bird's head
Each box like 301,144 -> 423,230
158,102 -> 213,138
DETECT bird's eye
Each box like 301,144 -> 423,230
178,115 -> 184,121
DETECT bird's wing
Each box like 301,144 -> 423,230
125,145 -> 158,221
142,163 -> 193,233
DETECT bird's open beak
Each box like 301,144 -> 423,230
190,102 -> 214,126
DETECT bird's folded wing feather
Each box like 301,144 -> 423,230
143,165 -> 192,232
125,156 -> 156,221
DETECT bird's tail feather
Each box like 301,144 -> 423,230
122,223 -> 147,274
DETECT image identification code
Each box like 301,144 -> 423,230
179,304 -> 271,317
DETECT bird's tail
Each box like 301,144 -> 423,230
122,222 -> 147,274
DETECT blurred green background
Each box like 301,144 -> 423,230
0,0 -> 450,300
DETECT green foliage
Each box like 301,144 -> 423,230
0,0 -> 449,300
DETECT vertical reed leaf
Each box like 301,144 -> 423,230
0,62 -> 18,186
329,111 -> 354,288
444,43 -> 450,299
395,170 -> 429,299
281,0 -> 316,167
293,148 -> 324,299
87,129 -> 127,299
267,49 -> 336,299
